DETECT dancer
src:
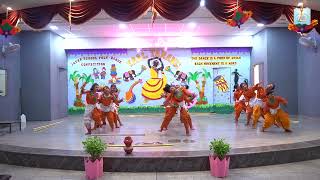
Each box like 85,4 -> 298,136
110,84 -> 123,126
160,84 -> 196,136
82,83 -> 102,134
262,84 -> 292,132
239,82 -> 261,126
251,84 -> 267,128
233,84 -> 246,123
99,86 -> 117,131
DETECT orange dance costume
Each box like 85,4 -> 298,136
239,83 -> 260,125
251,85 -> 267,128
112,92 -> 123,127
262,84 -> 291,132
233,87 -> 246,123
99,92 -> 117,131
83,87 -> 103,134
160,85 -> 195,136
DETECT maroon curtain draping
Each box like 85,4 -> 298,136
0,0 -> 319,34
242,1 -> 294,25
155,0 -> 200,21
58,1 -> 101,25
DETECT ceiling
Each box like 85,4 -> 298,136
1,0 -> 319,11
1,0 -> 315,38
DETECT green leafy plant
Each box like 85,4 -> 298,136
82,136 -> 107,161
209,138 -> 231,160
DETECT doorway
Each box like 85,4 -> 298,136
253,63 -> 264,85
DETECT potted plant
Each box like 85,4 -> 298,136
209,138 -> 231,178
82,136 -> 107,180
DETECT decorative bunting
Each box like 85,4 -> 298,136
0,19 -> 21,37
226,8 -> 252,28
288,19 -> 318,34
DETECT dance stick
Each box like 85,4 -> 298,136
107,144 -> 173,147
33,121 -> 63,131
89,133 -> 145,136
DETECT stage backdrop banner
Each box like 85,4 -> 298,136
67,47 -> 250,114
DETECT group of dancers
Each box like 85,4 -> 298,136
82,83 -> 123,135
82,82 -> 197,136
81,75 -> 291,135
234,81 -> 292,132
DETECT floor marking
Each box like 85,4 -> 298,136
33,121 -> 63,132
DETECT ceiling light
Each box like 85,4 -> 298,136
7,7 -> 12,11
200,0 -> 205,7
257,23 -> 264,27
188,22 -> 196,29
49,25 -> 58,30
119,24 -> 127,29
70,0 -> 74,2
297,2 -> 304,7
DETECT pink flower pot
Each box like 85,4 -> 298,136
209,155 -> 230,178
84,157 -> 103,180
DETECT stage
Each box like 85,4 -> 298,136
0,113 -> 319,172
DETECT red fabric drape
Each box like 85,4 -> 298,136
99,0 -> 152,22
205,0 -> 238,22
0,0 -> 319,34
242,1 -> 293,25
155,0 -> 200,21
57,1 -> 101,25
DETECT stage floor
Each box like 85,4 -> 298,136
0,113 -> 319,153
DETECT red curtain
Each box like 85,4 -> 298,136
0,0 -> 319,34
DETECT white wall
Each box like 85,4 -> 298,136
63,36 -> 253,49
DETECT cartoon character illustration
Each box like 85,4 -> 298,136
165,66 -> 188,83
214,75 -> 229,92
100,67 -> 107,79
123,70 -> 136,82
232,69 -> 241,92
141,57 -> 167,102
125,79 -> 143,104
93,68 -> 100,79
109,64 -> 121,84
175,71 -> 188,82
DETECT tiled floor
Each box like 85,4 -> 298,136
0,159 -> 320,180
0,114 -> 319,153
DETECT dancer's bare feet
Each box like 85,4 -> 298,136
85,128 -> 91,135
285,129 -> 292,133
116,126 -> 120,128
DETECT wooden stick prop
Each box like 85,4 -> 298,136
94,134 -> 146,136
33,121 -> 63,132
